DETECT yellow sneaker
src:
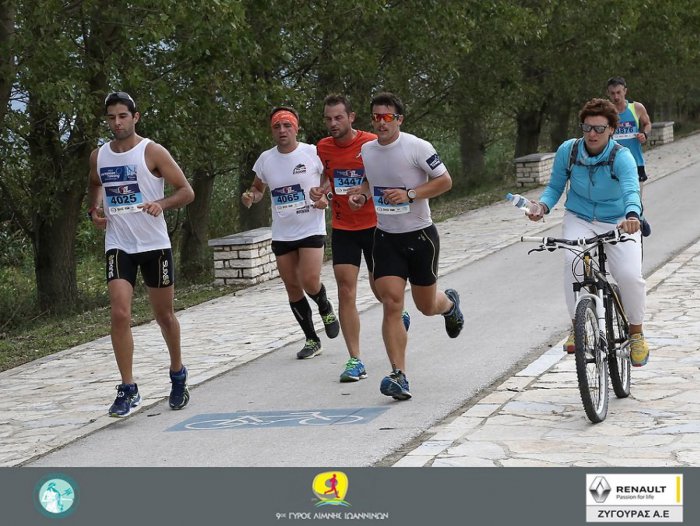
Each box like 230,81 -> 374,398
563,332 -> 575,354
629,333 -> 649,367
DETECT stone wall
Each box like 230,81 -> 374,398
513,153 -> 555,187
208,227 -> 278,286
649,121 -> 674,146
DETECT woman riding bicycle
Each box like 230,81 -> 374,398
527,98 -> 649,367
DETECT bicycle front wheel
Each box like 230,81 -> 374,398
574,298 -> 609,423
607,284 -> 631,398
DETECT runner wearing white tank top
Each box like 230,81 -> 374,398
87,92 -> 194,418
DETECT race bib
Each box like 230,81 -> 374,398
104,184 -> 143,215
614,120 -> 637,140
101,165 -> 143,215
373,186 -> 409,215
333,168 -> 365,195
272,184 -> 306,213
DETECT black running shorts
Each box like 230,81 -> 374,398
105,248 -> 175,288
372,224 -> 440,286
331,227 -> 375,271
271,234 -> 326,257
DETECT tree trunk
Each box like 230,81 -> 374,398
33,208 -> 81,313
28,98 -> 84,313
179,168 -> 215,283
458,118 -> 486,190
548,101 -> 573,151
515,105 -> 546,157
238,148 -> 269,231
0,0 -> 15,126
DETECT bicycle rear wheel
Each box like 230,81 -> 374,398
607,284 -> 631,398
574,298 -> 609,423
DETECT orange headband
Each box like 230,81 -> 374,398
271,110 -> 299,132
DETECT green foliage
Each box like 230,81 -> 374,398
1,0 -> 699,317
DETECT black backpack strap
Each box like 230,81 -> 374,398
566,138 -> 581,179
606,142 -> 623,180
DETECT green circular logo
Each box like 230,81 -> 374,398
35,475 -> 78,518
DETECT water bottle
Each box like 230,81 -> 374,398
506,193 -> 540,215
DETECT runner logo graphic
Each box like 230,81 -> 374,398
312,471 -> 350,507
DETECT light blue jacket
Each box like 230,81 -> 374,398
539,138 -> 642,223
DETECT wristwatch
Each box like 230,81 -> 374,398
326,191 -> 333,201
407,189 -> 416,203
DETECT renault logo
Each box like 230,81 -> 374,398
589,476 -> 612,503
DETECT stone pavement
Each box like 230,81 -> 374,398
392,238 -> 700,467
2,134 -> 700,467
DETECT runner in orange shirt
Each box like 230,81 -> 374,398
311,94 -> 409,383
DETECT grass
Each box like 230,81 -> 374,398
0,281 -> 241,372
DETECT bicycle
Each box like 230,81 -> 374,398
522,228 -> 634,423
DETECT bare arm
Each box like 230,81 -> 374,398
382,170 -> 453,205
241,176 -> 267,208
143,142 -> 195,216
86,148 -> 107,229
635,101 -> 652,144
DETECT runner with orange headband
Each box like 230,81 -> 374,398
242,106 -> 340,359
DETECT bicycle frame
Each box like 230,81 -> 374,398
573,250 -> 608,343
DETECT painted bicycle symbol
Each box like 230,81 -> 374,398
184,410 -> 365,430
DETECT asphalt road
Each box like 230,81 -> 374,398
30,162 -> 700,467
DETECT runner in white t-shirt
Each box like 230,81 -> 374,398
348,92 -> 465,401
242,106 -> 340,359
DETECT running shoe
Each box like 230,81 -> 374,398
402,310 -> 411,332
630,333 -> 649,367
563,331 -> 576,354
380,369 -> 411,401
321,305 -> 340,339
297,339 -> 322,359
443,289 -> 464,338
340,357 -> 367,382
108,383 -> 141,418
169,366 -> 190,410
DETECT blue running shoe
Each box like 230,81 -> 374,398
108,383 -> 141,417
169,366 -> 190,410
443,289 -> 464,338
380,370 -> 411,401
402,310 -> 411,332
340,357 -> 367,382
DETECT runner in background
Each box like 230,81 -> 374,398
607,76 -> 652,236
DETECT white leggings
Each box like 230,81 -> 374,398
562,212 -> 645,325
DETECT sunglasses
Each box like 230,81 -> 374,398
104,91 -> 136,108
580,123 -> 608,134
371,113 -> 401,123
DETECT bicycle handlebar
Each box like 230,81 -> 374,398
521,228 -> 625,247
